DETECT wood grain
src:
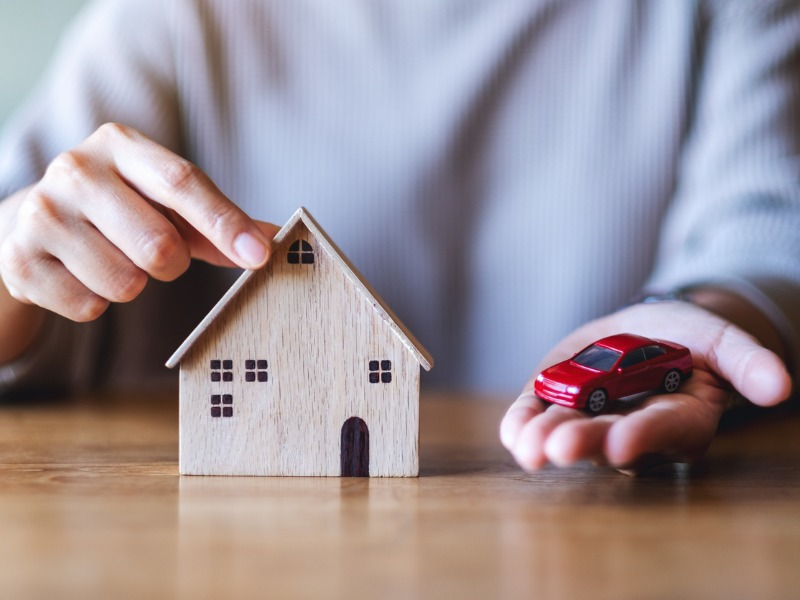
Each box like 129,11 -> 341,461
178,217 -> 420,476
0,391 -> 799,600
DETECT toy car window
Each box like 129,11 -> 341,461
572,345 -> 622,371
619,348 -> 646,369
643,345 -> 667,360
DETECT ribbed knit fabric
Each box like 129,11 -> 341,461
1,0 -> 799,392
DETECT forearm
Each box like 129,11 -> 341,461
0,187 -> 46,364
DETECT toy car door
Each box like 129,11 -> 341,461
615,348 -> 650,397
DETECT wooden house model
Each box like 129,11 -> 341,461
166,207 -> 433,477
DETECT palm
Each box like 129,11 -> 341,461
501,301 -> 790,473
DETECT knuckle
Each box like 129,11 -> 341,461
17,189 -> 65,230
95,122 -> 133,143
45,151 -> 93,188
137,230 -> 187,276
73,296 -> 111,322
21,187 -> 57,217
107,268 -> 148,303
0,239 -> 34,281
204,201 -> 242,239
5,284 -> 30,304
160,159 -> 204,194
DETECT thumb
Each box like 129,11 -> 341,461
702,325 -> 792,407
173,214 -> 280,269
254,220 -> 282,242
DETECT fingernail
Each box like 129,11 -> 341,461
233,232 -> 269,267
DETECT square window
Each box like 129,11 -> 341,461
210,359 -> 221,369
223,394 -> 233,404
368,358 -> 393,385
245,359 -> 268,383
211,406 -> 221,418
211,394 -> 221,405
211,372 -> 221,382
301,253 -> 314,264
223,407 -> 233,417
223,372 -> 233,382
287,253 -> 300,264
222,360 -> 233,370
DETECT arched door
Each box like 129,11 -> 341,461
340,417 -> 369,477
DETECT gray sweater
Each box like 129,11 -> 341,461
1,0 -> 799,393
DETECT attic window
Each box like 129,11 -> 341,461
245,359 -> 268,382
288,240 -> 314,264
368,360 -> 392,384
210,359 -> 233,382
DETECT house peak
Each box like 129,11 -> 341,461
165,207 -> 433,371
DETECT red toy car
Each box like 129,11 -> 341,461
534,333 -> 693,414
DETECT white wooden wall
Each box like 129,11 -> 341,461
179,223 -> 419,476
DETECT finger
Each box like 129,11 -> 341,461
500,389 -> 547,450
603,393 -> 724,469
1,249 -> 109,322
89,124 -> 271,269
702,324 -> 791,407
543,415 -> 620,467
37,218 -> 148,304
34,163 -> 189,281
255,220 -> 282,238
72,173 -> 192,281
4,184 -> 149,312
170,215 -> 282,268
511,405 -> 585,471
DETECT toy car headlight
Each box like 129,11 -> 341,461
566,385 -> 580,395
536,374 -> 545,383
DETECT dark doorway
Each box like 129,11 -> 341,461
340,417 -> 369,477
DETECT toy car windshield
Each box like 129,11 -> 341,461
571,345 -> 621,372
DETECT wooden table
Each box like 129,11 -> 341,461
0,391 -> 798,600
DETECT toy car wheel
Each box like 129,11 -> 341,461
662,369 -> 682,393
586,389 -> 608,415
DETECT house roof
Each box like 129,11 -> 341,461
165,207 -> 434,371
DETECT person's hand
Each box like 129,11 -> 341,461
0,123 -> 279,326
499,299 -> 792,474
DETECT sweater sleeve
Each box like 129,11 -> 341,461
0,0 -> 179,395
0,0 -> 179,197
646,0 -> 800,377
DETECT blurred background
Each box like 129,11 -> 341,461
0,0 -> 88,126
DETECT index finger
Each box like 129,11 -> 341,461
94,124 -> 271,269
